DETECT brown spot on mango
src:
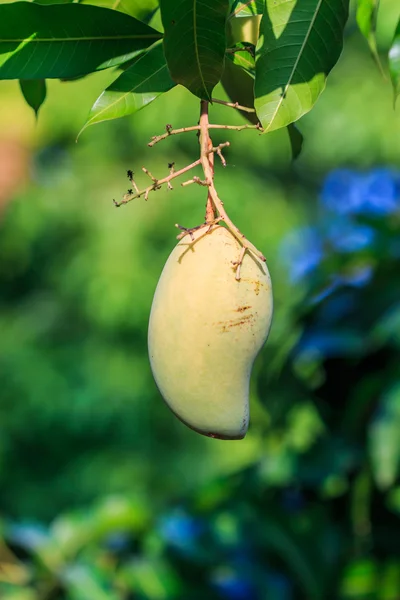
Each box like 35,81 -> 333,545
215,313 -> 255,333
236,305 -> 251,313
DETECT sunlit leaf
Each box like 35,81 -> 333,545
221,58 -> 258,124
19,80 -> 47,117
160,0 -> 229,100
149,7 -> 163,32
64,565 -> 119,600
33,0 -> 74,4
369,383 -> 400,489
79,43 -> 175,135
80,0 -> 158,21
340,558 -> 378,598
356,0 -> 384,75
380,561 -> 400,600
255,0 -> 349,133
227,44 -> 255,72
229,0 -> 264,17
389,18 -> 400,107
122,558 -> 182,599
0,3 -> 161,80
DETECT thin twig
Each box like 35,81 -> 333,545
232,246 -> 247,281
225,45 -> 255,57
114,143 -> 229,207
142,167 -> 158,182
127,170 -> 140,194
175,219 -> 222,241
148,125 -> 200,147
148,123 -> 262,147
211,98 -> 256,114
114,159 -> 201,207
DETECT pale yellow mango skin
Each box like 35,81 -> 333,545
148,226 -> 273,440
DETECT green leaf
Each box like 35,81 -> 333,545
227,44 -> 255,72
369,383 -> 400,489
340,559 -> 378,599
160,0 -> 229,100
0,3 -> 162,80
229,0 -> 264,17
287,122 -> 303,160
80,0 -> 159,21
149,7 -> 164,32
356,0 -> 384,75
255,0 -> 349,133
261,518 -> 323,599
19,79 -> 47,117
34,0 -> 74,4
221,56 -> 258,124
64,565 -> 120,600
79,43 -> 175,135
389,18 -> 400,107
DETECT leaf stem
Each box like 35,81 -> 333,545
211,97 -> 256,114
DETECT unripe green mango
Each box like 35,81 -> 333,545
148,226 -> 273,440
228,15 -> 262,48
221,15 -> 262,125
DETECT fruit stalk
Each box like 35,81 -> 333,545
198,100 -> 266,265
199,100 -> 217,223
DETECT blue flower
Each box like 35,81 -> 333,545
326,219 -> 375,253
296,330 -> 363,358
280,227 -> 323,283
321,168 -> 400,216
104,531 -> 131,552
317,292 -> 356,321
320,169 -> 364,215
8,522 -> 49,551
212,570 -> 256,600
158,509 -> 202,551
341,265 -> 373,288
359,168 -> 399,215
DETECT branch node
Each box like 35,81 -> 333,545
175,219 -> 222,241
175,222 -> 199,241
193,176 -> 209,187
232,247 -> 247,281
142,166 -> 158,183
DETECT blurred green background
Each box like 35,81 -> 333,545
1,2 -> 400,598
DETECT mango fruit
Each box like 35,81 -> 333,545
227,15 -> 262,48
148,225 -> 273,440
